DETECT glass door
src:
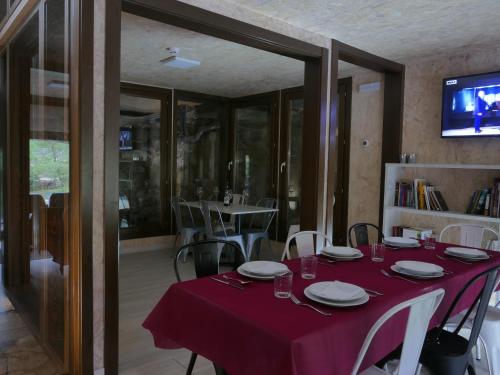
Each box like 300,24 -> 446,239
174,91 -> 230,201
0,53 -> 5,284
7,0 -> 71,369
119,84 -> 171,239
279,88 -> 304,240
231,93 -> 278,205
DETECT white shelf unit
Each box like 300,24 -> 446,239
383,163 -> 500,236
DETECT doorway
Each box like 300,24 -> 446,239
113,2 -> 328,374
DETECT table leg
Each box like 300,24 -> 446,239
237,215 -> 241,234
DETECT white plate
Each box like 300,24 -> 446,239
444,250 -> 489,262
445,247 -> 489,259
321,251 -> 364,261
384,237 -> 420,247
236,267 -> 282,280
395,260 -> 443,275
307,281 -> 366,302
390,265 -> 443,279
304,287 -> 369,307
239,261 -> 288,276
321,246 -> 362,258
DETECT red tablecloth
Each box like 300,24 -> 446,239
143,243 -> 500,375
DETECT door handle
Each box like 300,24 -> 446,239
280,162 -> 286,174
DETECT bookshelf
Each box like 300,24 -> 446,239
383,163 -> 500,237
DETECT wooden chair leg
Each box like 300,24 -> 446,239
186,352 -> 197,375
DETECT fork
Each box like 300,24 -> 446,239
222,274 -> 253,285
289,293 -> 332,316
380,269 -> 419,284
436,254 -> 472,265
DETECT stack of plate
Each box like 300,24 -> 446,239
383,236 -> 420,248
237,261 -> 289,280
304,281 -> 369,307
391,260 -> 444,279
445,247 -> 490,262
321,246 -> 363,261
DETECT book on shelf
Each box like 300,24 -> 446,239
393,179 -> 448,211
467,178 -> 500,218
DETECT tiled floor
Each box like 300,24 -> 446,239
118,247 -> 493,375
0,270 -> 60,375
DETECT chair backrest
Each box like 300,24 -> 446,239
351,288 -> 445,375
49,192 -> 68,208
173,239 -> 245,281
249,198 -> 277,231
200,200 -> 228,237
282,231 -> 333,260
436,265 -> 500,354
172,197 -> 195,231
439,223 -> 499,250
348,223 -> 384,248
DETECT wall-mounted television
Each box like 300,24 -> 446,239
120,128 -> 133,150
441,71 -> 500,138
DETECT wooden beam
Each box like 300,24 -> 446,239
122,0 -> 323,60
0,0 -> 38,50
336,40 -> 404,74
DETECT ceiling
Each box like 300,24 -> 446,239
234,0 -> 500,61
121,13 -> 305,98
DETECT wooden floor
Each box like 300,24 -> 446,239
118,247 -> 492,375
0,269 -> 60,375
119,248 -> 216,375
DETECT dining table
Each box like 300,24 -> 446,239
181,200 -> 279,233
143,242 -> 500,375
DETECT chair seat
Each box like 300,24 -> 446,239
359,366 -> 388,375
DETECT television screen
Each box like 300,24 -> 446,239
120,128 -> 133,150
441,71 -> 500,138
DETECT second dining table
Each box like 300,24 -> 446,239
143,242 -> 500,375
182,200 -> 279,233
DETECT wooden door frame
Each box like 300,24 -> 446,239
1,0 -> 95,373
327,40 -> 405,240
331,78 -> 352,245
119,82 -> 173,239
105,1 -> 329,373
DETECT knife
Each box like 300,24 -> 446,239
210,277 -> 245,290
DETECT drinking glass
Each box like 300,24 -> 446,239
274,271 -> 293,298
300,256 -> 318,280
424,234 -> 437,250
371,243 -> 385,262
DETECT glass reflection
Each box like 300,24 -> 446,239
175,95 -> 228,200
233,102 -> 274,203
287,98 -> 303,226
119,94 -> 162,237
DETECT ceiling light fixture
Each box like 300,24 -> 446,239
160,47 -> 201,70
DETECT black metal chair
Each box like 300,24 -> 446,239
417,266 -> 500,375
173,239 -> 246,375
348,222 -> 384,248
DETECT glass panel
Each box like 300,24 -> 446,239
119,94 -> 162,237
287,98 -> 303,226
0,53 -> 5,281
175,96 -> 228,200
233,103 -> 274,203
0,0 -> 6,25
8,0 -> 70,368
